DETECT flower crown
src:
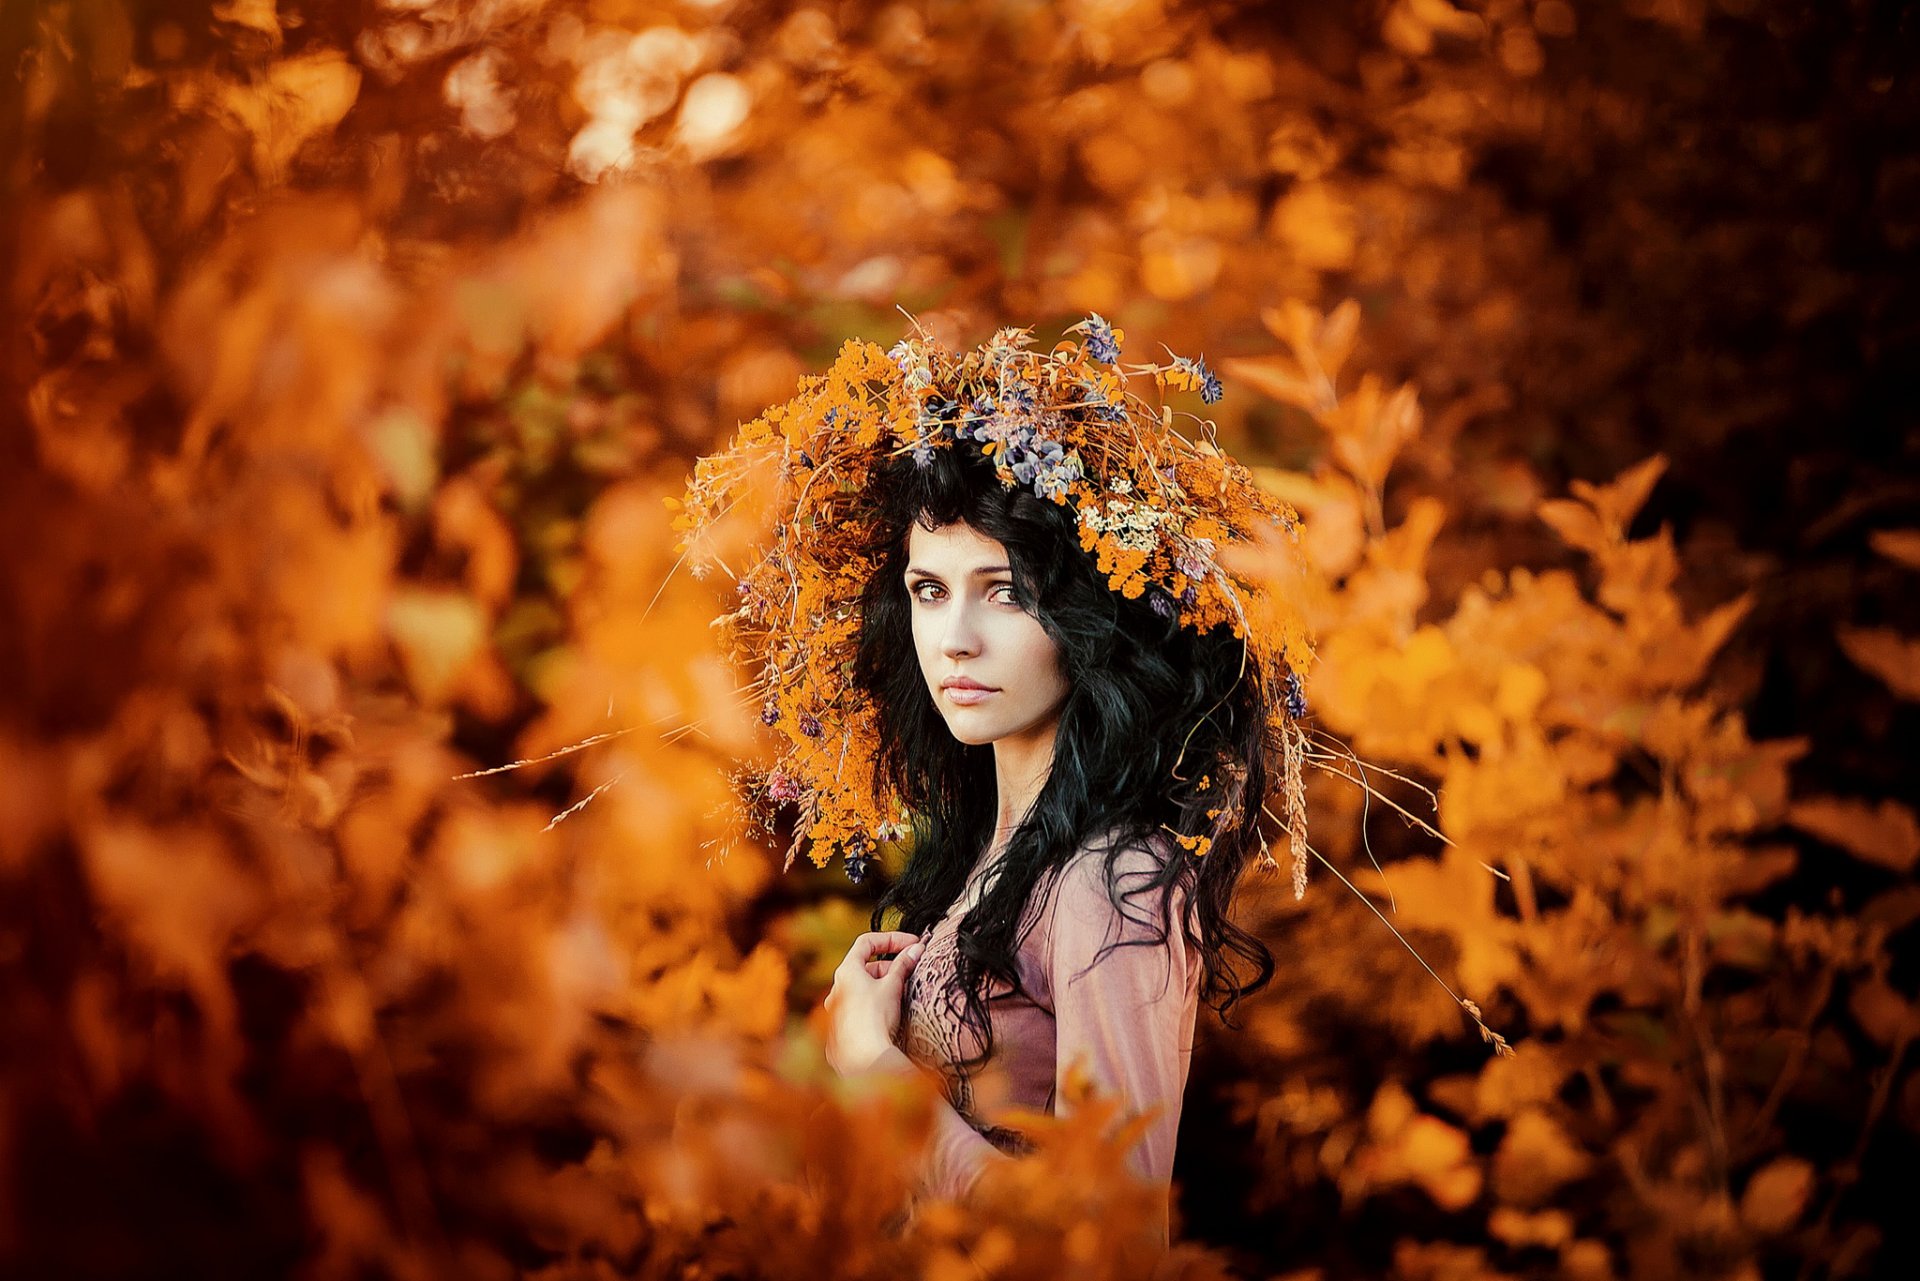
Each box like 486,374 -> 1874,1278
673,317 -> 1314,883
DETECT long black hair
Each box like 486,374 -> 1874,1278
852,442 -> 1279,1087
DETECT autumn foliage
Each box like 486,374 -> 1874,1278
2,2 -> 1914,1280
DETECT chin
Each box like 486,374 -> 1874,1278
938,711 -> 1004,747
942,722 -> 999,747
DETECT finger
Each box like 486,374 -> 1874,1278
859,930 -> 924,960
845,931 -> 926,964
865,959 -> 888,980
882,941 -> 925,990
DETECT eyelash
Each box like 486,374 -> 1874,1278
910,582 -> 1020,606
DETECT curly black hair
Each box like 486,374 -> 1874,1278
852,443 -> 1279,1090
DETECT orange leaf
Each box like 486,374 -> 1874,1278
1836,626 -> 1920,700
1492,1109 -> 1592,1208
218,51 -> 362,185
1868,528 -> 1920,570
1740,1157 -> 1815,1235
1788,797 -> 1920,872
1848,977 -> 1920,1047
1536,498 -> 1606,554
1567,454 -> 1667,538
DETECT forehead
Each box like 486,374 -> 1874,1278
904,521 -> 1009,572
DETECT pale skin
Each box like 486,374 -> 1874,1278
823,519 -> 1071,1079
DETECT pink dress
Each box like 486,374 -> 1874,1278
893,833 -> 1202,1248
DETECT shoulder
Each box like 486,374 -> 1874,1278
1046,827 -> 1185,940
1058,826 -> 1179,893
1043,827 -> 1193,997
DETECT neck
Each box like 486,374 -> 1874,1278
986,720 -> 1059,858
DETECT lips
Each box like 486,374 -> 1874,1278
941,676 -> 997,705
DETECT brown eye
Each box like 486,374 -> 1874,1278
909,580 -> 944,603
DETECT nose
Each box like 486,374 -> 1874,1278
939,596 -> 981,659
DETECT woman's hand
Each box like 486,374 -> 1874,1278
824,931 -> 925,1078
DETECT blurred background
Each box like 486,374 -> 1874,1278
1,1 -> 1915,1278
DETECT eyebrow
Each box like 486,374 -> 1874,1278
903,564 -> 1012,578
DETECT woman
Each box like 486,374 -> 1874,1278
822,444 -> 1284,1249
676,319 -> 1312,1251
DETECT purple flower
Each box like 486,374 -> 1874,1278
912,443 -> 935,468
843,834 -> 873,884
1148,589 -> 1175,619
760,704 -> 780,726
1180,585 -> 1198,607
798,713 -> 822,738
1202,372 -> 1223,404
1082,313 -> 1121,364
1033,464 -> 1078,501
1283,671 -> 1307,719
1172,353 -> 1223,404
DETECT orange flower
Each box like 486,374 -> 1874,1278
678,320 -> 1310,878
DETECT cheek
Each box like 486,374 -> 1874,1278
909,608 -> 939,677
1009,617 -> 1065,689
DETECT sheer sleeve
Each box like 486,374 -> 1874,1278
1044,843 -> 1196,1249
917,1093 -> 1014,1203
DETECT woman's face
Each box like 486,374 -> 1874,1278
903,520 -> 1070,752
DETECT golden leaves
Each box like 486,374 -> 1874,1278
1362,846 -> 1519,996
1383,0 -> 1488,58
454,187 -> 676,391
1537,454 -> 1668,554
1836,626 -> 1920,700
1266,183 -> 1358,273
1739,1157 -> 1815,1235
1834,524 -> 1920,699
1213,296 -> 1883,1279
952,1063 -> 1182,1270
1345,1080 -> 1481,1211
1,1 -> 1899,1274
1491,1109 -> 1592,1208
1226,299 -> 1361,418
1246,467 -> 1366,578
385,588 -> 487,707
79,819 -> 262,1037
1847,976 -> 1920,1048
1140,230 -> 1225,301
1320,374 -> 1423,500
214,52 -> 362,186
1788,797 -> 1920,873
1868,528 -> 1920,570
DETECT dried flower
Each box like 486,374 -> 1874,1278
1284,670 -> 1308,719
1168,352 -> 1223,404
675,317 -> 1311,871
1075,312 -> 1122,364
